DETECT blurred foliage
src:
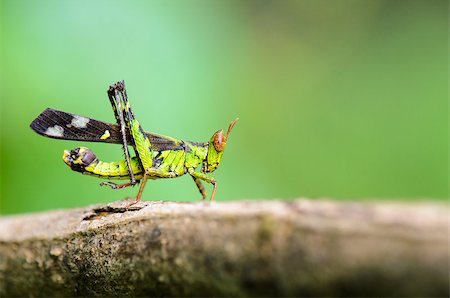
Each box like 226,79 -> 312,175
0,0 -> 448,214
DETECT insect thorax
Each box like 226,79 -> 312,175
151,142 -> 208,176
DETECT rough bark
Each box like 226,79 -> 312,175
0,199 -> 448,297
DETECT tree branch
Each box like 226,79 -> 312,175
0,199 -> 448,296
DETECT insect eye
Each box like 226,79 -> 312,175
213,131 -> 226,152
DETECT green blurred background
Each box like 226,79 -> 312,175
0,0 -> 448,214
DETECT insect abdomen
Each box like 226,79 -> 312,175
63,147 -> 144,180
85,158 -> 143,180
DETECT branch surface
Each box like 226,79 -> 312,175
0,199 -> 448,297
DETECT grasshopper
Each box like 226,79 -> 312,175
30,81 -> 238,203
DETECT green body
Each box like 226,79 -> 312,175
67,142 -> 208,181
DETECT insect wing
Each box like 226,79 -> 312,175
30,108 -> 185,151
30,108 -> 126,144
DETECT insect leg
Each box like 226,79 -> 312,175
135,174 -> 149,202
120,174 -> 148,208
100,181 -> 138,189
127,167 -> 179,202
188,169 -> 217,201
107,83 -> 136,188
191,176 -> 207,200
113,81 -> 154,170
113,81 -> 155,202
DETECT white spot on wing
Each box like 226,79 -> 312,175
71,115 -> 90,128
45,125 -> 64,137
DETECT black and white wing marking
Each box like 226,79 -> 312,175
30,108 -> 185,151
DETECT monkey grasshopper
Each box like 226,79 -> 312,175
30,81 -> 238,203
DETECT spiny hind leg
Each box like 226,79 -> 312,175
112,81 -> 154,170
110,81 -> 139,134
110,81 -> 155,205
107,82 -> 136,186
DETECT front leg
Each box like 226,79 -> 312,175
188,169 -> 217,201
191,176 -> 207,200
